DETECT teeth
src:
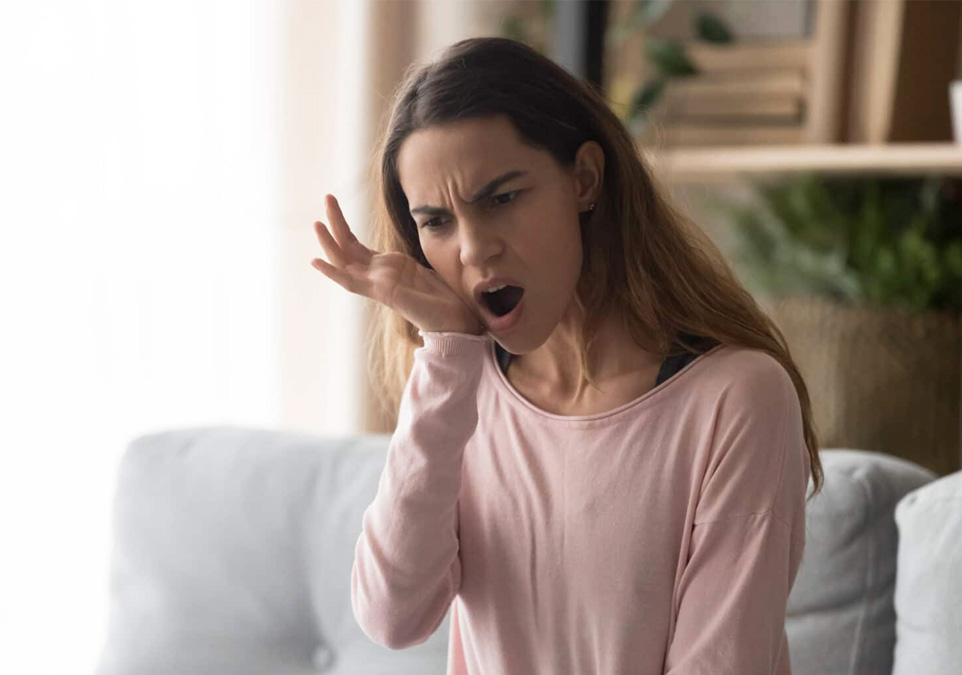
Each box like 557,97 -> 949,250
483,284 -> 509,294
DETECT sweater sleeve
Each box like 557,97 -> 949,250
664,354 -> 811,674
351,329 -> 490,650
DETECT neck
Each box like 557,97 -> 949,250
511,303 -> 660,396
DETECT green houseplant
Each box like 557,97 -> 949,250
714,174 -> 962,476
722,173 -> 962,312
498,0 -> 735,134
606,0 -> 734,135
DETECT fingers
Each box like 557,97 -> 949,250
311,256 -> 367,296
311,193 -> 379,298
314,220 -> 348,268
325,195 -> 374,264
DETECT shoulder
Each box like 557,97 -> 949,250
692,346 -> 809,524
698,344 -> 797,408
693,344 -> 803,455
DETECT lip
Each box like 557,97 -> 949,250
480,293 -> 525,333
473,276 -> 525,305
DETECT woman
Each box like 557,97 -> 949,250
311,37 -> 824,675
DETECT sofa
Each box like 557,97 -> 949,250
94,426 -> 962,675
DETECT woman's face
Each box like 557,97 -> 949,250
396,115 -> 602,353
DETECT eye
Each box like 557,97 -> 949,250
491,190 -> 521,206
420,190 -> 521,230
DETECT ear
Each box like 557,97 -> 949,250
572,140 -> 604,211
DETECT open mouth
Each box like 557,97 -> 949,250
481,285 -> 525,318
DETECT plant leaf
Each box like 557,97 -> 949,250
645,37 -> 698,77
694,11 -> 734,43
850,180 -> 884,271
704,173 -> 962,311
630,78 -> 665,116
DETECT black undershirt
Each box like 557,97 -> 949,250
494,332 -> 720,385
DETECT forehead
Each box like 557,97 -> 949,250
397,116 -> 548,203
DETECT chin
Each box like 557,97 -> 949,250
492,322 -> 552,357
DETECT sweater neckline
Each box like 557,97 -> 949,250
484,338 -> 725,424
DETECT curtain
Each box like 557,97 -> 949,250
0,2 -> 282,672
0,1 -> 496,671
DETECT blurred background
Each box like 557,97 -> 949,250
1,1 -> 961,672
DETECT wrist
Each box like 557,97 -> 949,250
418,329 -> 490,355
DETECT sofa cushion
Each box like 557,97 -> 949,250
892,469 -> 962,675
95,426 -> 450,675
786,449 -> 936,675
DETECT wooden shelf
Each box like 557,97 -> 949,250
647,143 -> 962,183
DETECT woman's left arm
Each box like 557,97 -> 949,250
664,355 -> 811,675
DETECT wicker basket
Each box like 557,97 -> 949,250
768,295 -> 961,476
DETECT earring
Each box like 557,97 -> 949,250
581,201 -> 596,214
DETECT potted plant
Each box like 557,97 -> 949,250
713,173 -> 962,476
498,0 -> 735,135
604,0 -> 734,136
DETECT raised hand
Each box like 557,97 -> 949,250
310,194 -> 485,336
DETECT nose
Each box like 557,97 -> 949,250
458,217 -> 501,268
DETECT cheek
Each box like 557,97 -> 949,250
416,235 -> 431,266
420,241 -> 441,273
419,239 -> 458,285
521,201 -> 582,266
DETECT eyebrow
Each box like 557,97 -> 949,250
409,170 -> 528,217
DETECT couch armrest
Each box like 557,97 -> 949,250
892,468 -> 962,675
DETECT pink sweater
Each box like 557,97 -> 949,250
352,329 -> 810,674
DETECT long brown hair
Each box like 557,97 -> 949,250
363,37 -> 823,499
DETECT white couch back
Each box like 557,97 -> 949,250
892,464 -> 962,675
95,426 -> 450,675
